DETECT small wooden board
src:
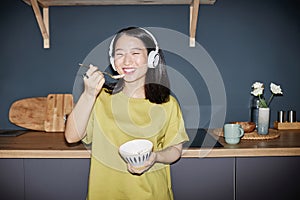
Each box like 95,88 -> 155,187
274,121 -> 300,130
210,128 -> 280,140
9,94 -> 73,132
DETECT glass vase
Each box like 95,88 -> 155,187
257,108 -> 270,134
250,97 -> 260,128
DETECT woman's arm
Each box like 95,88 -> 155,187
155,143 -> 183,164
127,143 -> 183,174
64,92 -> 97,143
65,65 -> 105,143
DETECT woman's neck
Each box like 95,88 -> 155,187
122,81 -> 145,98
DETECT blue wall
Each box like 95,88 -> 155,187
1,0 -> 299,129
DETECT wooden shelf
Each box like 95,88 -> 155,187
23,0 -> 216,7
22,0 -> 216,48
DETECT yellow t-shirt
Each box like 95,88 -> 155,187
82,90 -> 189,200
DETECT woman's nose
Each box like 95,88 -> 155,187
124,53 -> 133,65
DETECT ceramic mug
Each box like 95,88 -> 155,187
224,124 -> 244,144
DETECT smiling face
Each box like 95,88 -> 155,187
113,34 -> 148,85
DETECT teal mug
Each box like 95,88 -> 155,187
224,124 -> 244,144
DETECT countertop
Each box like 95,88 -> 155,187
0,129 -> 300,158
184,129 -> 300,158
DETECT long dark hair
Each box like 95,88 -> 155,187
104,27 -> 170,104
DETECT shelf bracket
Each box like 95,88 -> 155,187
30,0 -> 50,48
189,0 -> 200,47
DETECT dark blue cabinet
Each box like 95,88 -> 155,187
1,157 -> 299,200
0,159 -> 89,200
0,159 -> 24,200
24,159 -> 89,200
171,158 -> 234,200
236,157 -> 300,200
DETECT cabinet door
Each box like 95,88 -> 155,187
24,159 -> 90,200
171,158 -> 234,200
0,159 -> 25,200
236,157 -> 300,200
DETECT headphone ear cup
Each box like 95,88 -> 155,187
110,57 -> 116,71
148,51 -> 159,68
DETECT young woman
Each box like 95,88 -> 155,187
65,27 -> 189,200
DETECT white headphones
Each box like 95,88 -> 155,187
108,27 -> 160,71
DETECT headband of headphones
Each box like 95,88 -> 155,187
108,27 -> 160,71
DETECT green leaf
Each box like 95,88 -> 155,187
258,95 -> 268,108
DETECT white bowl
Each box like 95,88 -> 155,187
119,139 -> 153,167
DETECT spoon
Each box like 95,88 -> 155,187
79,63 -> 125,79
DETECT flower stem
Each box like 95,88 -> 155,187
267,94 -> 274,107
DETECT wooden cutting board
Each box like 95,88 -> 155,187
44,94 -> 73,132
9,94 -> 73,132
9,97 -> 47,131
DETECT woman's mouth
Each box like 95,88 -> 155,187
122,67 -> 136,74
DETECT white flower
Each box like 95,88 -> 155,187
252,82 -> 264,89
250,81 -> 283,108
251,87 -> 264,96
270,83 -> 283,94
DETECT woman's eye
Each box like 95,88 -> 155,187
115,53 -> 124,57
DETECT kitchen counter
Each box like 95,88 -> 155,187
1,129 -> 300,200
1,129 -> 300,158
183,129 -> 300,157
0,130 -> 90,158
